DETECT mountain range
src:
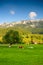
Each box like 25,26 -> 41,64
0,19 -> 43,28
0,19 -> 43,34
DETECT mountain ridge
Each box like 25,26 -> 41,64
0,19 -> 43,28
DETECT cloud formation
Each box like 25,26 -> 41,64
10,10 -> 15,15
29,12 -> 37,19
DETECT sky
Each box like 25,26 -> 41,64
0,0 -> 43,23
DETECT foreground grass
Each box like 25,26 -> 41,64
0,44 -> 43,65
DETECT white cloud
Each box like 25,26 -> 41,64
10,10 -> 15,15
29,12 -> 37,19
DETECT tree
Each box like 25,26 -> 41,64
2,30 -> 22,44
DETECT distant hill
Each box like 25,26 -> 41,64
0,19 -> 43,34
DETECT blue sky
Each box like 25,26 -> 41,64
0,0 -> 43,23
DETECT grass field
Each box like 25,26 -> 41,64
0,44 -> 43,65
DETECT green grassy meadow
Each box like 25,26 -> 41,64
0,44 -> 43,65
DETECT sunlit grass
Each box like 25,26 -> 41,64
0,44 -> 43,65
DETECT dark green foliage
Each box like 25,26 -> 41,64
2,30 -> 22,44
0,41 -> 3,44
